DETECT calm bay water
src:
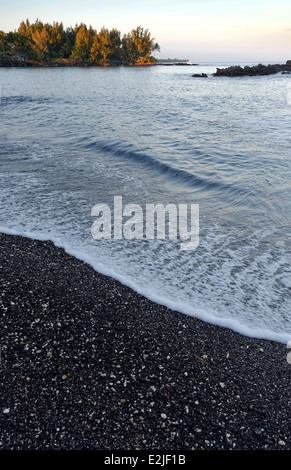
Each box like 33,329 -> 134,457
0,64 -> 290,343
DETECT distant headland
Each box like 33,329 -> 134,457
156,58 -> 199,66
0,19 -> 160,67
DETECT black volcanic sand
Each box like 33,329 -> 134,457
0,232 -> 290,450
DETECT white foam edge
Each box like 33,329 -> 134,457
1,225 -> 291,346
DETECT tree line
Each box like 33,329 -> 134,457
0,19 -> 160,65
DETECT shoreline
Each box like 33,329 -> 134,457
0,62 -> 197,68
0,61 -> 156,68
0,232 -> 290,450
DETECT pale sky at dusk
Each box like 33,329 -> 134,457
0,0 -> 290,62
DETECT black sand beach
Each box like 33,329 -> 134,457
0,232 -> 290,450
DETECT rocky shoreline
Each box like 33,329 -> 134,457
0,232 -> 290,450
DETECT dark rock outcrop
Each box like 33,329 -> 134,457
192,73 -> 208,78
214,61 -> 291,77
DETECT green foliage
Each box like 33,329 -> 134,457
72,23 -> 94,61
16,18 -> 64,60
1,19 -> 160,65
108,28 -> 121,61
60,27 -> 76,58
90,27 -> 109,63
122,26 -> 160,64
0,31 -> 7,57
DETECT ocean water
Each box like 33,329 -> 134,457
0,63 -> 290,343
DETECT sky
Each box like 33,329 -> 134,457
0,0 -> 290,62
